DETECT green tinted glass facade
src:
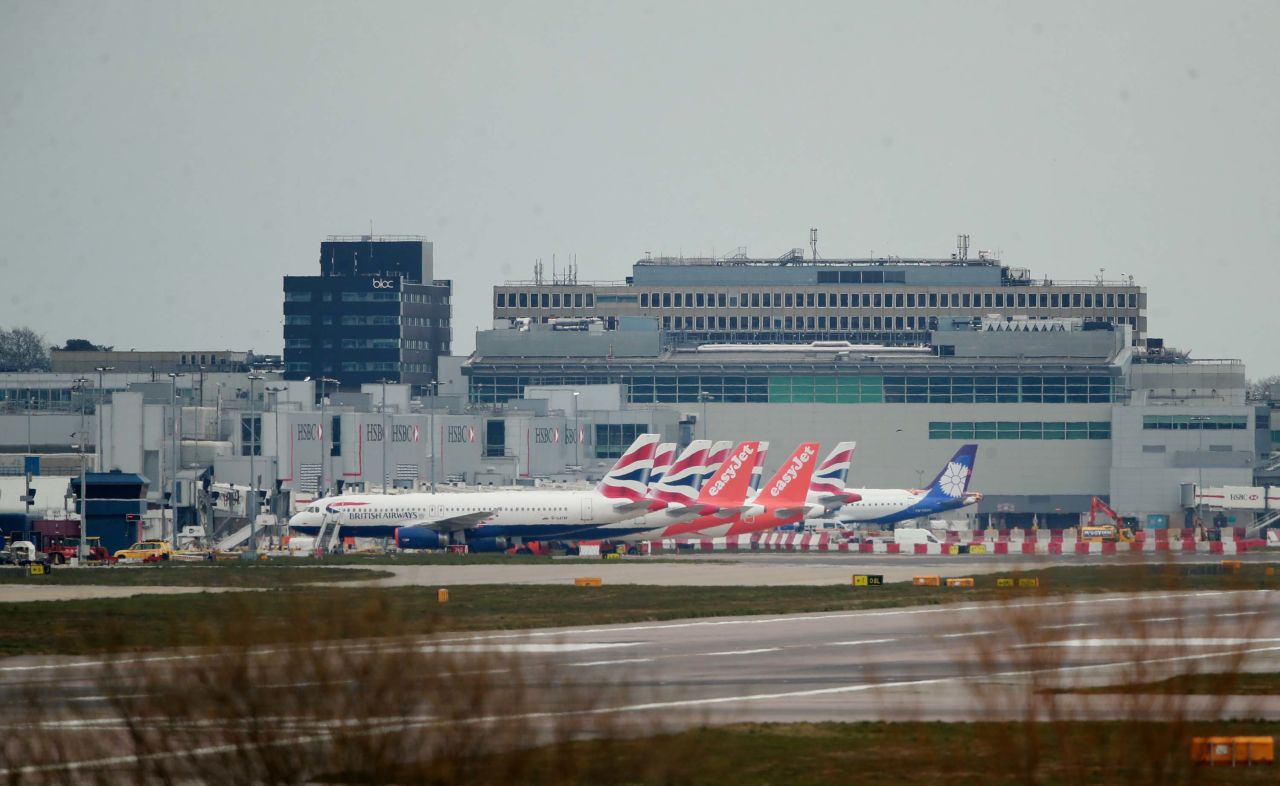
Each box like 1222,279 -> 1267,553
929,421 -> 1111,440
1142,415 -> 1248,430
469,371 -> 1116,405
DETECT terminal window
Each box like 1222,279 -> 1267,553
594,424 -> 646,458
1142,415 -> 1247,430
929,421 -> 1111,440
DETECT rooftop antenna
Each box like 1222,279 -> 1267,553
809,228 -> 819,260
957,234 -> 970,261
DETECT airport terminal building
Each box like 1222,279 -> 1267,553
492,242 -> 1147,348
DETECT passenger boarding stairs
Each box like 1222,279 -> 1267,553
313,515 -> 342,554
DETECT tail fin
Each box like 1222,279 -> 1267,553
696,442 -> 761,507
808,441 -> 856,496
651,440 -> 710,505
923,444 -> 978,500
596,433 -> 661,502
758,442 -> 820,509
647,443 -> 677,489
748,441 -> 770,494
699,441 -> 733,488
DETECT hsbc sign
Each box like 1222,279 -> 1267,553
296,423 -> 323,441
447,425 -> 476,444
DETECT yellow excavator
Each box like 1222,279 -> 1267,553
1078,497 -> 1136,543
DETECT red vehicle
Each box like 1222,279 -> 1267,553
42,537 -> 114,564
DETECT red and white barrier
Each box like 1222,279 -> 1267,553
644,532 -> 1262,555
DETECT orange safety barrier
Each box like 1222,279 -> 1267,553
1220,560 -> 1242,572
574,577 -> 603,587
945,577 -> 975,587
1190,736 -> 1274,766
437,588 -> 449,604
911,575 -> 941,587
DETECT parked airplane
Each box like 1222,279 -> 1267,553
547,440 -> 721,542
289,434 -> 665,546
833,444 -> 981,525
689,442 -> 826,537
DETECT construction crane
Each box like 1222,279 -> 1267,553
1079,497 -> 1136,543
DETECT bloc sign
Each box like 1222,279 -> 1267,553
852,574 -> 884,586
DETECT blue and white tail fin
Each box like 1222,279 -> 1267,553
808,441 -> 856,497
748,442 -> 770,494
596,434 -> 661,507
647,443 -> 677,488
651,440 -> 710,506
699,441 -> 734,488
922,444 -> 978,501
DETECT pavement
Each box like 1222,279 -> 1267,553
2,588 -> 1278,778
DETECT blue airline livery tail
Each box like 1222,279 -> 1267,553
921,444 -> 978,502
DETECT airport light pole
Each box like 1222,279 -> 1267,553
95,366 -> 113,471
572,391 -> 581,469
318,377 -> 338,497
379,378 -> 394,493
74,378 -> 90,563
428,379 -> 437,493
167,372 -> 184,544
246,373 -> 263,557
265,385 -> 287,528
698,390 -> 714,440
1191,414 -> 1211,517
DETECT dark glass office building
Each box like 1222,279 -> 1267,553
283,236 -> 451,389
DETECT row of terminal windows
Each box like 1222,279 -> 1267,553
595,424 -> 647,458
467,374 -> 1115,405
665,314 -> 1136,332
929,421 -> 1112,440
1142,415 -> 1248,430
285,291 -> 445,304
284,339 -> 440,351
495,292 -> 595,309
285,362 -> 438,374
496,290 -> 1139,311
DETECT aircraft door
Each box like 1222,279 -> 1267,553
580,498 -> 593,521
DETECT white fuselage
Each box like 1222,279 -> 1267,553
288,490 -> 640,540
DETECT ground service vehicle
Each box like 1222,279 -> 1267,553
893,528 -> 945,546
43,537 -> 113,564
113,540 -> 174,562
1078,497 -> 1135,543
0,541 -> 46,566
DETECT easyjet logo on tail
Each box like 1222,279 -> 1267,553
707,444 -> 755,497
769,444 -> 816,498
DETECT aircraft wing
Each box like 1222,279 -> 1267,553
407,511 -> 498,533
613,499 -> 667,514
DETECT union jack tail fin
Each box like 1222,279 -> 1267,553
696,442 -> 761,508
699,441 -> 734,488
596,433 -> 661,502
923,444 -> 978,500
759,442 -> 820,509
651,440 -> 710,505
809,441 -> 856,496
647,443 -> 677,489
748,441 -> 770,494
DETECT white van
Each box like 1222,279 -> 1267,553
893,528 -> 944,547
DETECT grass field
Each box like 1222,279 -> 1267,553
0,561 -> 1276,656
0,562 -> 390,586
376,721 -> 1280,786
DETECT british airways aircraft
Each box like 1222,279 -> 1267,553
288,434 -> 666,547
833,444 -> 981,525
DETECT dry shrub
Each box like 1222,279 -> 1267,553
0,589 -> 661,785
955,561 -> 1270,786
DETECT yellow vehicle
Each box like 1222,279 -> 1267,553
1078,498 -> 1136,543
113,539 -> 174,562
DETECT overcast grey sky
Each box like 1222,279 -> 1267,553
2,1 -> 1276,376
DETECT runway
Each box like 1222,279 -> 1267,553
1,589 -> 1278,778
